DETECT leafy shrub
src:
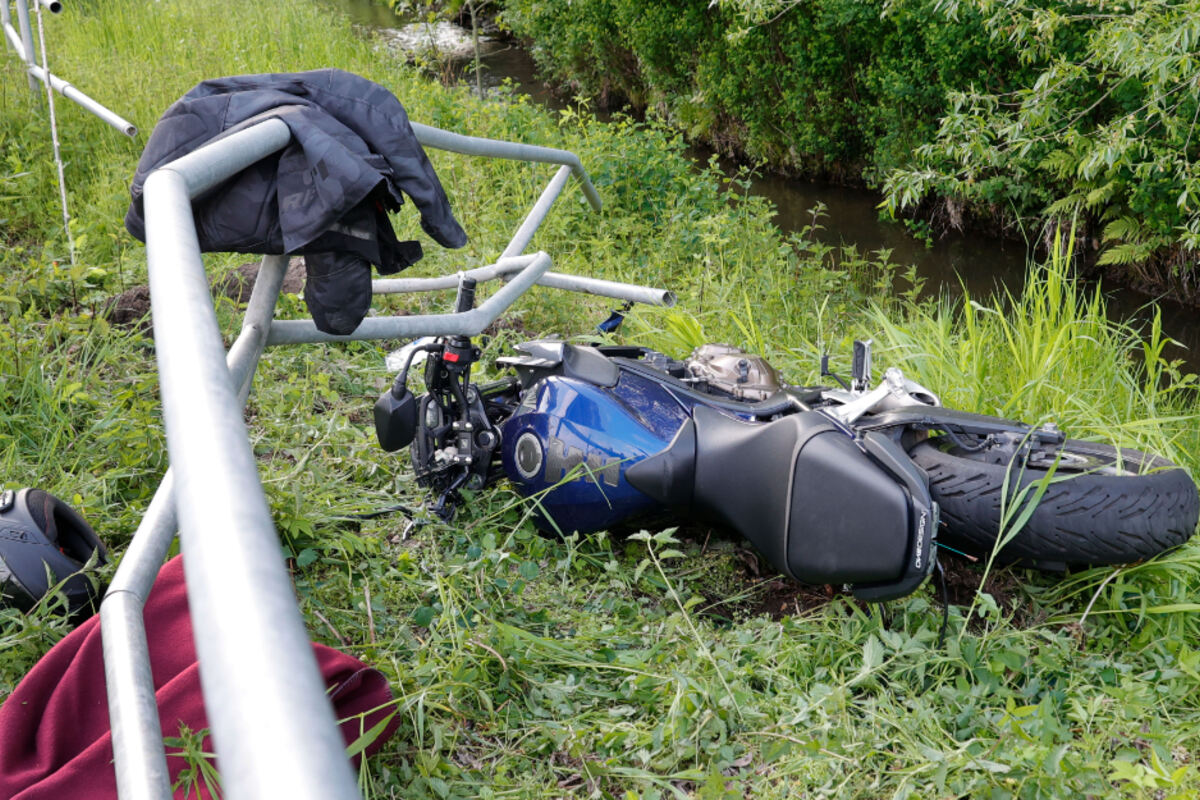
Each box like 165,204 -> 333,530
882,0 -> 1200,290
504,0 -> 1200,290
500,0 -> 1020,182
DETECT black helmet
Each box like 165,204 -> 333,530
0,488 -> 108,616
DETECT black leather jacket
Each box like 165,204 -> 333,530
126,69 -> 468,334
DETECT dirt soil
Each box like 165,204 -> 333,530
664,524 -> 840,621
686,523 -> 1034,625
103,257 -> 306,331
937,552 -> 1024,609
749,576 -> 838,619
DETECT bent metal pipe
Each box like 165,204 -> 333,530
1,0 -> 136,135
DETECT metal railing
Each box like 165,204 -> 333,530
100,116 -> 673,800
1,0 -> 136,136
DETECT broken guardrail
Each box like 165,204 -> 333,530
1,0 -> 136,136
100,115 -> 674,800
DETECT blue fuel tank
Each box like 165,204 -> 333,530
498,369 -> 692,533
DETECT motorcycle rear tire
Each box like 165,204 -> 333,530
909,437 -> 1199,568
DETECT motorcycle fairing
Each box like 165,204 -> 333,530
498,346 -> 938,600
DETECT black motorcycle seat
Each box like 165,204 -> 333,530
629,406 -> 920,590
629,407 -> 840,574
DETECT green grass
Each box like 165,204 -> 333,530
3,1 -> 1200,798
865,228 -> 1200,463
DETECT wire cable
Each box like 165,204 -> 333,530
34,0 -> 75,268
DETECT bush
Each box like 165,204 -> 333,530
881,0 -> 1200,294
500,0 -> 1022,182
504,0 -> 1200,292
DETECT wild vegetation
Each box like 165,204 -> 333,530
2,0 -> 1200,797
498,0 -> 1200,298
883,0 -> 1200,298
500,0 -> 1008,182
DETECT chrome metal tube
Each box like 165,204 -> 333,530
144,131 -> 358,800
26,64 -> 137,136
501,164 -> 571,259
268,251 -> 554,345
13,0 -> 35,90
412,121 -> 603,212
36,0 -> 61,13
102,255 -> 287,800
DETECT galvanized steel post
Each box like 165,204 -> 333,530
101,255 -> 288,800
12,0 -> 35,91
491,263 -> 677,307
1,2 -> 19,54
27,63 -> 138,136
142,121 -> 360,800
411,122 -> 603,211
267,251 -> 555,345
2,0 -> 137,135
501,164 -> 572,259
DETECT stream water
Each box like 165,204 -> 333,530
334,0 -> 1200,367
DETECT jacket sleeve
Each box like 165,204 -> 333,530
307,70 -> 468,249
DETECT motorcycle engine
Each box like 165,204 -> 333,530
685,344 -> 783,401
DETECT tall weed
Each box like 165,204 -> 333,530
867,230 -> 1200,648
867,228 -> 1200,467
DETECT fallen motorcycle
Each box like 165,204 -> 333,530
374,280 -> 1199,601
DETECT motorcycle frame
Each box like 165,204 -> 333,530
101,117 -> 674,800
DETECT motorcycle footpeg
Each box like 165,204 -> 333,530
374,385 -> 419,452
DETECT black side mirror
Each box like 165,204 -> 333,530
374,385 -> 418,452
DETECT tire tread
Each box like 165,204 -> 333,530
910,438 -> 1199,566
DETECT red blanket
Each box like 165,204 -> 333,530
0,556 -> 397,799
